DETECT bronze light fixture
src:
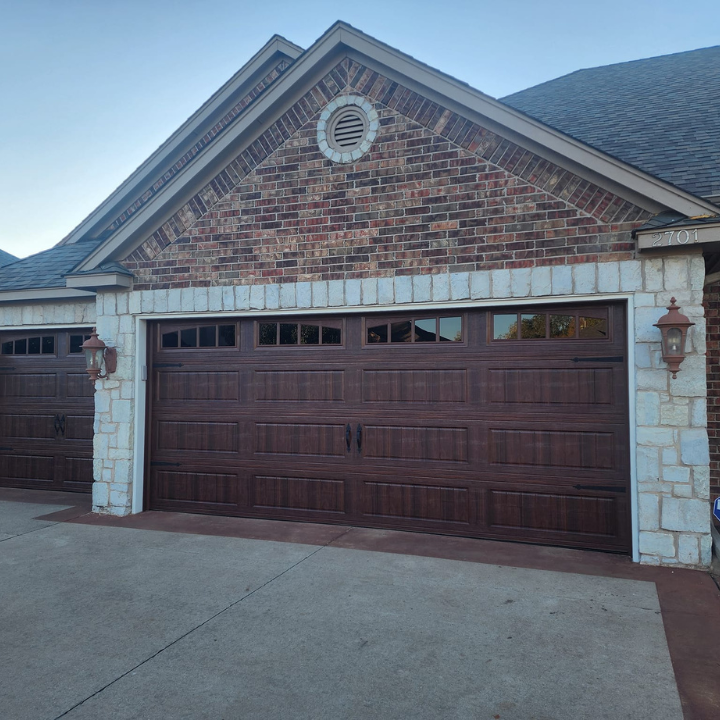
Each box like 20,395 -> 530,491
80,328 -> 117,383
653,298 -> 694,379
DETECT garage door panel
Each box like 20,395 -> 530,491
254,369 -> 346,402
254,421 -> 348,458
0,454 -> 55,484
1,373 -> 58,399
66,373 -> 95,398
0,413 -> 56,440
489,428 -> 615,470
156,420 -> 240,453
488,366 -> 617,407
151,469 -> 240,506
63,456 -> 94,491
361,424 -> 470,464
156,370 -> 241,402
360,479 -> 472,525
487,489 -> 626,546
361,368 -> 468,404
250,474 -> 346,514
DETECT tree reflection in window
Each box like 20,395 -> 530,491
367,316 -> 463,344
494,311 -> 606,340
258,321 -> 342,346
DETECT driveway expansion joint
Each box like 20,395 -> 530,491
52,527 -> 352,720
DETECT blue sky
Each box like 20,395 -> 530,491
1,0 -> 718,258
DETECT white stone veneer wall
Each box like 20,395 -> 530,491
0,300 -> 96,328
91,253 -> 711,567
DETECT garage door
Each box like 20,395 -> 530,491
147,303 -> 630,552
0,329 -> 95,492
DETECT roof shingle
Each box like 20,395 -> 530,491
502,46 -> 720,200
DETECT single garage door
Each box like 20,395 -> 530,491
147,302 -> 630,552
0,329 -> 95,492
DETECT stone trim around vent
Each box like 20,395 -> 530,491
89,255 -> 712,568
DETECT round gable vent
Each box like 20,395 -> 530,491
317,95 -> 379,164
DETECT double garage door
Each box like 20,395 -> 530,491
147,302 -> 630,552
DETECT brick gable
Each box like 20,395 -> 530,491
121,59 -> 650,290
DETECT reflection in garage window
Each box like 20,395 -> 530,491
2,336 -> 55,355
161,324 -> 236,349
494,311 -> 607,340
69,334 -> 91,353
258,321 -> 342,346
367,316 -> 463,344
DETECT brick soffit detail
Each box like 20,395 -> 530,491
124,58 -> 648,266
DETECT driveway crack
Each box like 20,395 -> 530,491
52,527 -> 352,719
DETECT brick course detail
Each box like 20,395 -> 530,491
121,59 -> 650,289
704,279 -> 720,505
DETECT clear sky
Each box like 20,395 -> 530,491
1,0 -> 718,259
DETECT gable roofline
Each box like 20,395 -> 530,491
58,33 -> 303,249
74,21 -> 718,273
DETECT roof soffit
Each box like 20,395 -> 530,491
75,22 -> 718,272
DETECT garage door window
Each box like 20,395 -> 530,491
161,324 -> 237,349
1,335 -> 55,355
493,310 -> 608,340
366,315 -> 463,344
257,320 -> 343,346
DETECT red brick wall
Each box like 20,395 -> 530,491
704,280 -> 720,506
121,59 -> 650,289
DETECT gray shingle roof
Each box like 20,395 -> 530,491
0,248 -> 17,268
0,240 -> 104,291
502,46 -> 720,201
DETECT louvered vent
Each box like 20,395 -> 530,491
332,110 -> 366,149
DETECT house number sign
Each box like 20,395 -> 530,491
637,224 -> 720,250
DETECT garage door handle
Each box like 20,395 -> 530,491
356,424 -> 363,452
345,424 -> 352,452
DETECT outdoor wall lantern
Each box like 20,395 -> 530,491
654,298 -> 694,379
80,328 -> 117,383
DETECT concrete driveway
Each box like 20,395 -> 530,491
1,490 -> 717,720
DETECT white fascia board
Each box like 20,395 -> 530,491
0,287 -> 96,303
75,23 -> 716,274
336,27 -> 717,218
59,36 -> 303,249
65,273 -> 133,290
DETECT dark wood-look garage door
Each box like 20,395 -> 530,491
0,329 -> 95,492
147,302 -> 630,552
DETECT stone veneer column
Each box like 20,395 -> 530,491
91,253 -> 711,566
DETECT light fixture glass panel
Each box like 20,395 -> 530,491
666,327 -> 683,354
549,315 -> 575,338
439,317 -> 462,342
415,318 -> 436,342
493,314 -> 518,340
